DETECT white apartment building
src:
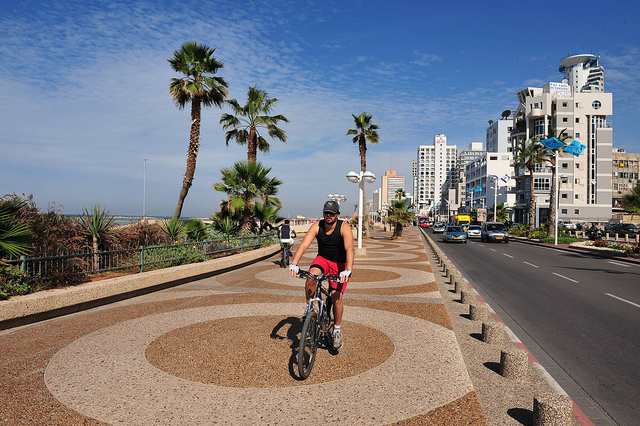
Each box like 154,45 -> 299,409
511,54 -> 613,225
457,143 -> 485,211
487,117 -> 513,153
465,152 -> 516,215
415,134 -> 457,217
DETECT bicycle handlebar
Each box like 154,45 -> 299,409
296,269 -> 342,282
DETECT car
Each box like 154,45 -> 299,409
481,221 -> 509,243
558,220 -> 577,230
443,226 -> 467,243
611,223 -> 639,233
432,222 -> 446,233
466,224 -> 482,239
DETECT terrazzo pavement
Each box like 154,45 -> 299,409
0,226 -> 579,425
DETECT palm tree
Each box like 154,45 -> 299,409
77,205 -> 115,270
488,202 -> 510,223
622,185 -> 640,217
544,128 -> 570,239
168,41 -> 228,218
394,188 -> 405,201
513,139 -> 547,232
0,196 -> 31,261
161,216 -> 185,243
346,112 -> 380,236
386,199 -> 415,239
253,202 -> 283,234
220,86 -> 289,164
213,161 -> 283,234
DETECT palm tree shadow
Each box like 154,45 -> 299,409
270,316 -> 306,380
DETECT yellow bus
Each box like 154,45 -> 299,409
454,214 -> 471,231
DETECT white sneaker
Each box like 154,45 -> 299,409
332,328 -> 343,350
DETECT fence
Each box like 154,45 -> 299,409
7,233 -> 278,280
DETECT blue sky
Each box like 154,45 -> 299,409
1,0 -> 639,219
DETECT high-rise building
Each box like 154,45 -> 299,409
612,149 -> 640,211
510,54 -> 612,225
457,143 -> 486,210
381,170 -> 405,204
415,134 -> 457,216
487,117 -> 513,153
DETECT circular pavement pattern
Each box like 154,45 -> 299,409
45,303 -> 471,425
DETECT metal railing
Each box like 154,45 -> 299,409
7,233 -> 278,280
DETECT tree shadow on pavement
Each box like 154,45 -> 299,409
507,407 -> 533,425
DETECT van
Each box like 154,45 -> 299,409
481,221 -> 509,243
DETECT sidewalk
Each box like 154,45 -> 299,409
0,227 -> 579,424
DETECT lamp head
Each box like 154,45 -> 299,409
362,170 -> 376,183
346,171 -> 359,183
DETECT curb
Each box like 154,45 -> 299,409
421,230 -> 593,425
0,245 -> 281,330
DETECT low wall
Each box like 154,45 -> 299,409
0,244 -> 281,330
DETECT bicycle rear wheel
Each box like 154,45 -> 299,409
298,310 -> 319,379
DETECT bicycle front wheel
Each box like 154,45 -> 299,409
298,310 -> 319,379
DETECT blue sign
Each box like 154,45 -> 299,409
564,140 -> 586,156
540,137 -> 566,151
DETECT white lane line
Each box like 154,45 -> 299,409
503,253 -> 514,258
552,272 -> 579,283
607,261 -> 632,268
490,248 -> 497,252
524,261 -> 539,268
605,293 -> 640,309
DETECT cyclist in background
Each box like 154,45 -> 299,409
288,200 -> 354,350
278,219 -> 297,257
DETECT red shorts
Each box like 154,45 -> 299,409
310,255 -> 349,293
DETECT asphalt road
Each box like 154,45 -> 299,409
432,233 -> 640,426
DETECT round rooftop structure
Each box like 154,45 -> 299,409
559,54 -> 599,72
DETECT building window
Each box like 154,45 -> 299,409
562,117 -> 568,123
575,118 -> 580,123
575,133 -> 580,138
592,100 -> 601,109
534,119 -> 545,136
562,163 -> 568,169
574,209 -> 580,215
562,194 -> 568,199
575,195 -> 579,199
534,178 -> 550,191
562,209 -> 567,214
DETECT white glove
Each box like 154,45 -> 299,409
289,263 -> 299,274
339,269 -> 352,279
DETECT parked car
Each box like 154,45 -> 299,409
610,223 -> 640,233
432,222 -> 446,233
558,220 -> 577,230
443,226 -> 467,243
466,224 -> 482,239
481,221 -> 509,243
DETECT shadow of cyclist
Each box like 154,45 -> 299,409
270,317 -> 307,380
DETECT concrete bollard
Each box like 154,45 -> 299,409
449,272 -> 459,285
469,303 -> 489,321
533,394 -> 573,426
460,289 -> 476,304
500,346 -> 529,381
482,321 -> 504,344
454,278 -> 468,294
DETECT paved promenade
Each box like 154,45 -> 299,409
0,226 -> 579,425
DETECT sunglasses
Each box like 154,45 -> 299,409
323,212 -> 338,216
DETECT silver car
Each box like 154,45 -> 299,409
481,222 -> 509,243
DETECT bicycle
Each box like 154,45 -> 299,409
280,242 -> 292,268
296,269 -> 342,379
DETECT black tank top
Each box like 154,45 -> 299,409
279,225 -> 291,239
317,219 -> 346,263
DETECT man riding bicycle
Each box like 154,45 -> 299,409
277,219 -> 297,257
289,200 -> 354,350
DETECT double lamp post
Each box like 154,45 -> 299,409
346,170 -> 376,251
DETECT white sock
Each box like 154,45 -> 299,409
334,325 -> 341,331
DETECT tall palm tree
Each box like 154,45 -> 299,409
394,188 -> 405,201
514,139 -> 547,232
213,161 -> 283,234
346,112 -> 380,236
168,41 -> 228,218
220,86 -> 289,164
544,128 -> 570,239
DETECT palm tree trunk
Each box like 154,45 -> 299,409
174,101 -> 202,218
548,158 -> 557,238
528,170 -> 536,232
92,236 -> 99,271
360,141 -> 368,238
248,127 -> 257,164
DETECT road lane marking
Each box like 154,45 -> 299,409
607,261 -> 631,268
552,272 -> 579,283
605,293 -> 640,309
490,248 -> 497,252
524,262 -> 539,268
503,253 -> 514,258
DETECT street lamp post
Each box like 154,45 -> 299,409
327,193 -> 346,207
347,170 -> 376,251
489,175 -> 499,222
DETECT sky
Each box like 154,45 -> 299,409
1,0 -> 639,219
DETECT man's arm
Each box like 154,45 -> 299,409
341,221 -> 355,274
289,222 -> 319,275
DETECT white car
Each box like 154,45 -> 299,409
466,225 -> 481,238
559,220 -> 577,230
